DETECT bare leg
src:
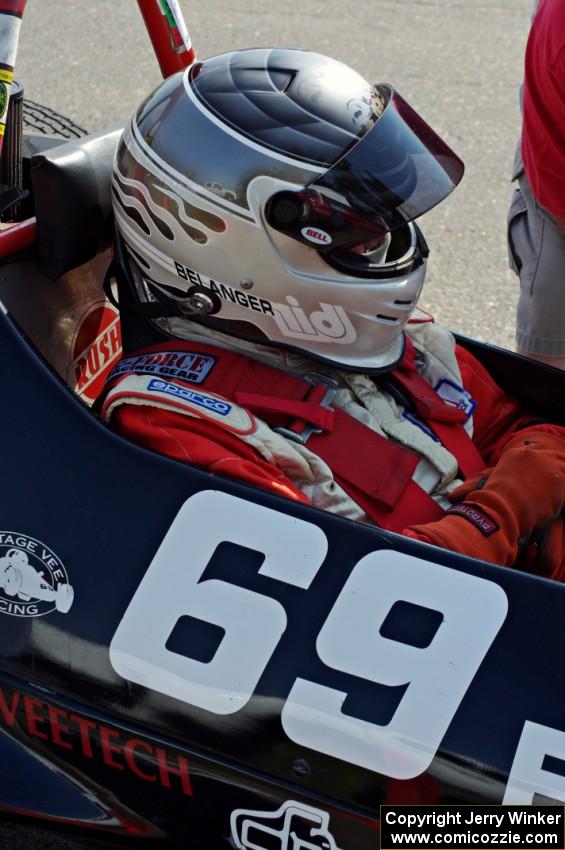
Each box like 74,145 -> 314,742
517,347 -> 565,371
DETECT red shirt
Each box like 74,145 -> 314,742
521,0 -> 565,217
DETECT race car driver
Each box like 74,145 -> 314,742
98,47 -> 565,580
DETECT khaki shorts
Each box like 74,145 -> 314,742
507,171 -> 565,356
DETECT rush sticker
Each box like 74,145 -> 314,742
68,302 -> 122,404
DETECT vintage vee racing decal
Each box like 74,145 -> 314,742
0,532 -> 73,617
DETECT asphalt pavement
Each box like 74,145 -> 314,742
15,0 -> 533,351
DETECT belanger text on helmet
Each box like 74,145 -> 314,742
175,262 -> 275,316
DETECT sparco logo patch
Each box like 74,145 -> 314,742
68,303 -> 122,404
231,800 -> 342,850
109,350 -> 215,384
0,532 -> 74,617
147,379 -> 232,415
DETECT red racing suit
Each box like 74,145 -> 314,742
98,317 -> 565,581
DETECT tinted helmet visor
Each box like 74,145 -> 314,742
266,85 -> 464,253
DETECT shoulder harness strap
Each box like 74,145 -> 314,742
100,339 -> 485,531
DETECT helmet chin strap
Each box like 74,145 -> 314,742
107,228 -> 221,319
103,260 -> 219,318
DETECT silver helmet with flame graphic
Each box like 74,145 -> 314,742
112,47 -> 463,372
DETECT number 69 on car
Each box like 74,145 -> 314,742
109,490 -> 565,798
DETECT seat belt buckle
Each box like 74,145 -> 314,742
275,373 -> 338,445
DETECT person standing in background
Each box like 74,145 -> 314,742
508,0 -> 565,370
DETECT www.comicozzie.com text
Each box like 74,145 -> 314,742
382,807 -> 563,848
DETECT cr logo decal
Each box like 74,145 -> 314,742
231,800 -> 341,850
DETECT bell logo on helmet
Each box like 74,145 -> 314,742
273,296 -> 357,344
301,226 -> 332,246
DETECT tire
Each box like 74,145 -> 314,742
22,99 -> 87,139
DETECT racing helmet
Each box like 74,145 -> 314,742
112,48 -> 463,372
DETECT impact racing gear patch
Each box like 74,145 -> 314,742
446,502 -> 500,537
